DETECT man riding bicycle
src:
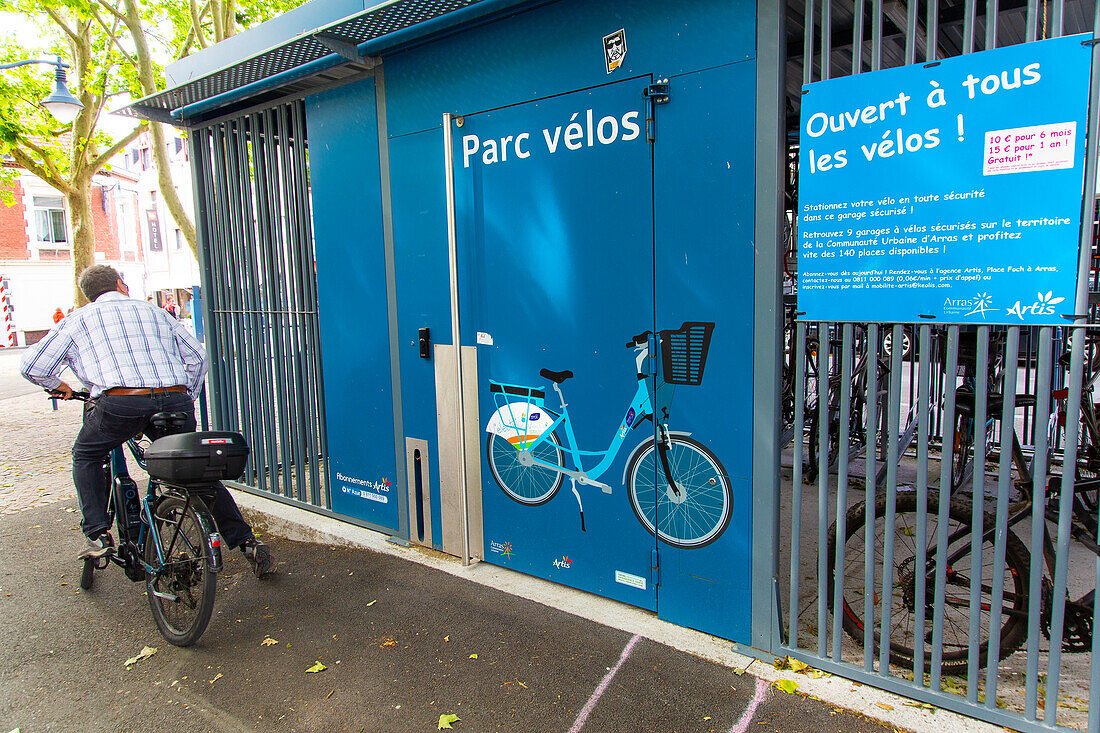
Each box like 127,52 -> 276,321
19,265 -> 275,578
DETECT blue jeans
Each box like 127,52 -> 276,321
72,392 -> 254,549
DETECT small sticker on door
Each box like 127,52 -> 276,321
615,570 -> 646,590
603,29 -> 627,74
476,331 -> 494,345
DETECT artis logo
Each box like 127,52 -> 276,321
553,556 -> 572,569
1006,291 -> 1065,320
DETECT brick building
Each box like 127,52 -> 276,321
0,163 -> 144,345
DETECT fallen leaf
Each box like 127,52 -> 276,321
732,667 -> 747,676
468,654 -> 478,659
125,646 -> 158,668
774,679 -> 799,694
261,637 -> 278,646
438,713 -> 461,729
773,656 -> 791,670
444,635 -> 450,642
875,703 -> 894,711
902,702 -> 935,711
209,673 -> 223,684
789,659 -> 810,673
305,662 -> 327,673
380,639 -> 396,648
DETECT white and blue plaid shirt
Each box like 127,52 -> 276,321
20,292 -> 208,399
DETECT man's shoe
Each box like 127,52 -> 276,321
79,532 -> 114,561
242,540 -> 276,578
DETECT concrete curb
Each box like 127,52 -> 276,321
229,487 -> 1002,733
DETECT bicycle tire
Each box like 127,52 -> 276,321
144,494 -> 217,647
486,432 -> 565,506
80,557 -> 95,590
827,492 -> 1030,676
626,435 -> 732,548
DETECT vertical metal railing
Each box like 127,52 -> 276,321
780,1 -> 1099,731
190,99 -> 329,510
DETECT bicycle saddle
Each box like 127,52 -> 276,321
954,391 -> 1037,417
145,411 -> 190,439
540,369 -> 574,384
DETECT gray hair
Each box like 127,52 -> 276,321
78,265 -> 122,302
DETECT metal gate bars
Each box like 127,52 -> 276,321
780,1 -> 1100,731
190,100 -> 329,509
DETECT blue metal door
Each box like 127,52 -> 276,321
453,76 -> 660,608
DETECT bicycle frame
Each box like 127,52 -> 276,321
489,342 -> 666,491
105,441 -> 223,580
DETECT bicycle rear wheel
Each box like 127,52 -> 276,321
145,494 -> 218,646
486,432 -> 565,505
827,492 -> 1030,675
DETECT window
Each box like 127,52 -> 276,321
175,228 -> 183,250
33,195 -> 67,244
116,201 -> 136,253
140,147 -> 151,170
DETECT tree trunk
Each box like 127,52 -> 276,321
68,186 -> 95,306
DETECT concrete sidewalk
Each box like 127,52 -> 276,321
0,388 -> 998,733
2,495 -> 889,733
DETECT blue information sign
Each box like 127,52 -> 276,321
797,35 -> 1092,325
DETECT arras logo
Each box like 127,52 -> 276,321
943,292 -> 993,318
489,540 -> 514,558
1006,291 -> 1066,320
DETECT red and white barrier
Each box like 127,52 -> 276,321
0,276 -> 15,347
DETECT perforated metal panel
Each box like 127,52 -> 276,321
123,0 -> 488,121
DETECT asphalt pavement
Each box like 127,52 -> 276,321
0,496 -> 898,733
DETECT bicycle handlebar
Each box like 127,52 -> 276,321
45,389 -> 91,403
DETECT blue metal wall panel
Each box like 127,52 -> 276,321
307,77 -> 400,529
653,61 -> 757,642
388,129 -> 454,547
454,76 -> 659,609
377,0 -> 758,640
383,0 -> 756,138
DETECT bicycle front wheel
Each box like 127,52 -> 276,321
827,492 -> 1030,675
486,432 -> 565,506
145,494 -> 218,646
627,435 -> 732,548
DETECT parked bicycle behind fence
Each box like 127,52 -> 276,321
827,331 -> 1099,675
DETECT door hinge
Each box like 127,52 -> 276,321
644,81 -> 670,104
644,79 -> 670,144
651,548 -> 660,588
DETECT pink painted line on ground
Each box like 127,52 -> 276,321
567,633 -> 642,733
728,678 -> 768,733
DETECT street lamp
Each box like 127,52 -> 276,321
0,56 -> 83,124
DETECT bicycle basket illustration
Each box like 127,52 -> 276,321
659,322 -> 715,386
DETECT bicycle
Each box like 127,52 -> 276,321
804,331 -> 891,484
58,390 -> 246,646
826,354 -> 1100,675
484,322 -> 733,549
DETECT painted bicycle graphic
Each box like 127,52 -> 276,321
484,322 -> 732,549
